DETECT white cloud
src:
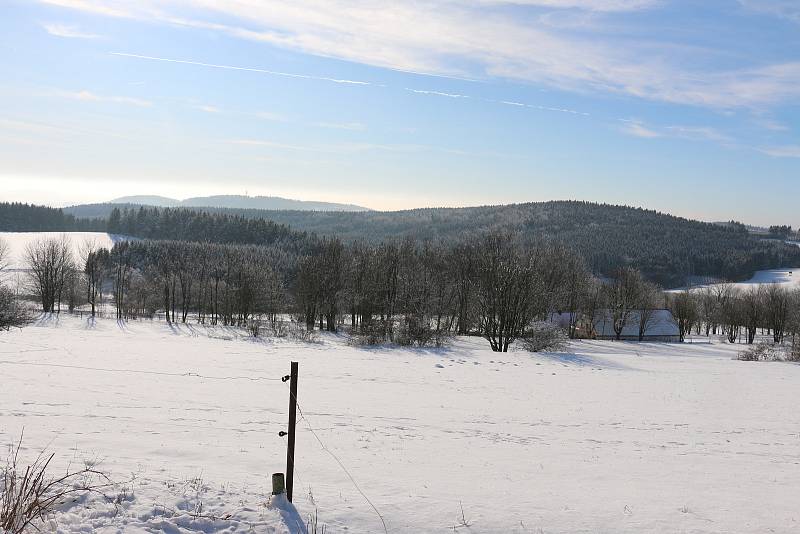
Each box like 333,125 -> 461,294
110,52 -> 372,85
663,126 -> 732,143
59,90 -> 152,107
315,122 -> 367,131
37,0 -> 800,109
475,0 -> 659,10
194,104 -> 220,113
255,112 -> 288,122
405,89 -> 470,99
619,120 -> 732,143
42,22 -> 101,38
758,145 -> 800,158
228,138 -> 471,155
619,120 -> 661,138
738,0 -> 800,23
500,100 -> 588,115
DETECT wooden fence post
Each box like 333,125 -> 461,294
286,361 -> 299,502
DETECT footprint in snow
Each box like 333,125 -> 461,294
435,363 -> 445,368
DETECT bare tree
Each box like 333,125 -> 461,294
24,236 -> 73,313
667,290 -> 697,342
763,283 -> 791,344
719,287 -> 742,343
636,281 -> 662,341
474,233 -> 535,352
80,240 -> 109,318
604,267 -> 645,341
741,286 -> 764,344
0,237 -> 9,277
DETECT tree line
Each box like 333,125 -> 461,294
11,233 -> 800,353
0,202 -> 104,232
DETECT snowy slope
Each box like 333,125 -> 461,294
0,231 -> 127,270
2,315 -> 799,532
670,266 -> 800,293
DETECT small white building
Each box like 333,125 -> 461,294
593,309 -> 681,342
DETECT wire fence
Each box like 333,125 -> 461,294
0,357 -> 389,532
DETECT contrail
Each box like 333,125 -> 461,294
111,51 -> 589,116
110,52 -> 373,86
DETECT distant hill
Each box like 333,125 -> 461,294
106,194 -> 369,212
59,200 -> 800,286
112,195 -> 180,207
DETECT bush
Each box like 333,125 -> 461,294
394,316 -> 452,348
0,287 -> 31,331
738,341 -> 788,362
787,341 -> 800,362
287,322 -> 320,344
518,322 -> 569,352
347,322 -> 387,347
1,435 -> 111,533
269,319 -> 288,338
248,320 -> 261,338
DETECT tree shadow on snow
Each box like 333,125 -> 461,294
537,351 -> 634,370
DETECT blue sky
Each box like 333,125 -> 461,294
0,0 -> 798,225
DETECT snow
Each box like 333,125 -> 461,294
0,232 -> 127,270
670,266 -> 800,293
2,314 -> 800,532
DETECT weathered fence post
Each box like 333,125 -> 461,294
271,472 -> 286,495
285,361 -> 298,502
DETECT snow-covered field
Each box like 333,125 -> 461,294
0,232 -> 126,270
671,266 -> 800,293
3,315 -> 800,532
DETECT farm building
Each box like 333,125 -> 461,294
593,309 -> 681,342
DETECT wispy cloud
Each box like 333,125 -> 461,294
111,52 -> 588,117
315,122 -> 367,131
255,111 -> 288,122
738,0 -> 800,23
758,145 -> 800,158
228,138 -> 472,156
194,104 -> 220,113
476,0 -> 660,11
500,100 -> 588,115
39,0 -> 800,110
405,89 -> 470,99
42,22 -> 101,38
619,119 -> 661,138
228,139 -> 310,151
111,52 -> 373,86
663,126 -> 732,143
752,116 -> 789,132
57,90 -> 152,107
619,119 -> 731,143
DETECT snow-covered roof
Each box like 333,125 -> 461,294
593,309 -> 679,337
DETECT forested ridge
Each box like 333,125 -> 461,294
61,200 -> 800,286
0,202 -> 105,232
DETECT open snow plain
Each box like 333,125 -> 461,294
2,315 -> 800,533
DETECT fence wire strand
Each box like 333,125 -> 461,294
283,380 -> 389,534
0,360 -> 283,381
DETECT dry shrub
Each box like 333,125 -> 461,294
519,322 -> 569,353
287,322 -> 320,344
347,323 -> 386,347
1,434 -> 111,533
394,316 -> 452,348
738,341 -> 788,362
0,288 -> 32,331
